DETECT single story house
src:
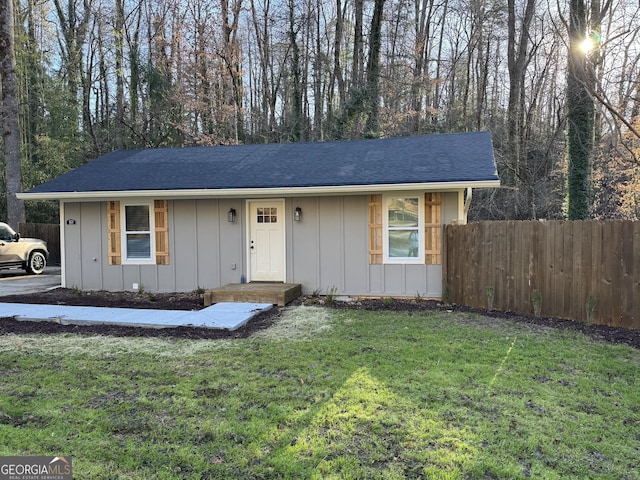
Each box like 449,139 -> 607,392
18,131 -> 500,298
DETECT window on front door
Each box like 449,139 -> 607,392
257,207 -> 278,223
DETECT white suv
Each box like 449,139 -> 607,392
0,222 -> 48,275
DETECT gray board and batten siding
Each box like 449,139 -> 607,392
61,193 -> 461,297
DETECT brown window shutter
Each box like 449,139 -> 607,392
424,193 -> 442,265
368,195 -> 383,264
154,200 -> 170,265
107,201 -> 121,265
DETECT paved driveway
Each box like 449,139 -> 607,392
0,266 -> 61,296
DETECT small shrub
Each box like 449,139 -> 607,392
415,291 -> 423,303
383,297 -> 394,307
137,284 -> 145,294
531,289 -> 542,317
325,286 -> 338,306
311,288 -> 322,298
71,285 -> 82,296
194,286 -> 205,295
585,293 -> 597,324
442,282 -> 452,305
486,286 -> 495,310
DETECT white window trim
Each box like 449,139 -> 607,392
120,201 -> 156,265
383,192 -> 425,264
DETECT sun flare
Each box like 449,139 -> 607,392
579,36 -> 595,55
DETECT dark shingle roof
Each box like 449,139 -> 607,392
26,131 -> 499,195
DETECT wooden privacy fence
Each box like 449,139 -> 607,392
444,221 -> 639,330
18,223 -> 61,266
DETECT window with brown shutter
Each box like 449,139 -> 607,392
107,201 -> 122,265
107,200 -> 170,265
154,200 -> 169,265
424,192 -> 441,265
368,192 -> 442,265
368,195 -> 383,264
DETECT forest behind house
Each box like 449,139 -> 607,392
1,0 -> 639,223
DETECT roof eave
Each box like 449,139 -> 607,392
17,180 -> 501,201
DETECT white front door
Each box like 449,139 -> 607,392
248,200 -> 285,281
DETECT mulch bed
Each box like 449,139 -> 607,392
1,288 -> 638,348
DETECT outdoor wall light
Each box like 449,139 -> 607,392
294,207 -> 302,222
227,208 -> 237,223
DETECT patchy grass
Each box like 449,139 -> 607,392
252,305 -> 333,340
1,308 -> 639,479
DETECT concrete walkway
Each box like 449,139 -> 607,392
0,302 -> 273,331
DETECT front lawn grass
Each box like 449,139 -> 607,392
1,307 -> 639,479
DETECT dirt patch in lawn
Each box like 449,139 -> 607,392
1,288 -> 639,348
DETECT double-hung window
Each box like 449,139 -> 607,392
383,194 -> 424,263
122,202 -> 155,263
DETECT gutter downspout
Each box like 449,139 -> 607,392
462,187 -> 473,224
59,202 -> 66,288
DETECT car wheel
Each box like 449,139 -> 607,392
26,251 -> 47,275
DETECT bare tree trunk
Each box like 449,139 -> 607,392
352,0 -> 364,90
126,4 -> 142,141
221,0 -> 245,143
114,0 -> 125,149
411,0 -> 435,134
363,0 -> 385,136
312,0 -> 323,139
432,0 -> 448,126
21,0 -> 43,165
52,0 -> 91,133
475,34 -> 489,130
588,0 -> 611,144
507,0 -> 536,217
0,0 -> 25,224
288,0 -> 303,141
331,0 -> 346,115
250,0 -> 277,140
